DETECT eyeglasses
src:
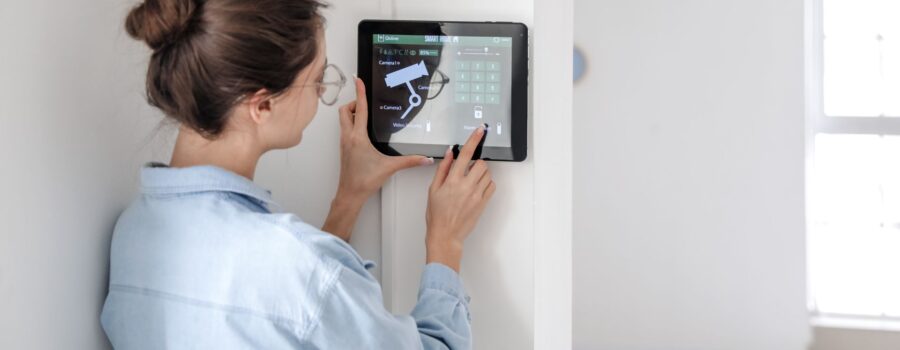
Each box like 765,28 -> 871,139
231,63 -> 347,107
311,63 -> 347,106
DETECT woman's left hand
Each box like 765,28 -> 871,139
336,77 -> 433,203
323,77 -> 432,241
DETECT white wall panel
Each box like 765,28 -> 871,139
572,0 -> 810,349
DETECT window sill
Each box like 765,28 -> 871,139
812,313 -> 900,332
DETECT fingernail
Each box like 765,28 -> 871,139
421,157 -> 435,166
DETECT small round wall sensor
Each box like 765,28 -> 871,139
573,46 -> 587,83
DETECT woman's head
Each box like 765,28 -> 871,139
126,0 -> 330,148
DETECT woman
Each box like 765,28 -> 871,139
100,0 -> 495,349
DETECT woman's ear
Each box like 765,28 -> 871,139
243,88 -> 273,125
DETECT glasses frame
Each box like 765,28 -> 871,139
230,63 -> 348,107
309,63 -> 347,106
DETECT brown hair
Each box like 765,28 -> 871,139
125,0 -> 327,137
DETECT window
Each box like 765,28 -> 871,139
808,0 -> 900,329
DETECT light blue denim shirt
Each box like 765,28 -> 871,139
101,164 -> 471,349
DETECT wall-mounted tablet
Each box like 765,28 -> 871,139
358,20 -> 528,162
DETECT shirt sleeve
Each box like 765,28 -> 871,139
411,263 -> 473,349
306,262 -> 472,350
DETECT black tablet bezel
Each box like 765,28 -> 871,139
358,19 -> 528,162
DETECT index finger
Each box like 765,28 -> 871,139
352,77 -> 368,134
450,125 -> 485,177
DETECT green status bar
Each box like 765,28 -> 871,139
373,34 -> 512,47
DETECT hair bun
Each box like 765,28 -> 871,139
125,0 -> 198,50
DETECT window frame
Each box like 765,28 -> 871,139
806,0 -> 900,331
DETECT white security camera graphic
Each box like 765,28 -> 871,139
385,60 -> 429,119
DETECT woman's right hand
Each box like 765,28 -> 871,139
425,126 -> 496,273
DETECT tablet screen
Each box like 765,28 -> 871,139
370,34 -> 513,148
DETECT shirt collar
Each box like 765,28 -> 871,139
140,162 -> 280,212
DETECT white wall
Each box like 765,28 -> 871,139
572,0 -> 810,349
0,0 -> 165,348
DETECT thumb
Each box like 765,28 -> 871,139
390,155 -> 434,172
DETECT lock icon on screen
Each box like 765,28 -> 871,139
474,106 -> 483,119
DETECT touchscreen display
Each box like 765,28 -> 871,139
371,34 -> 513,148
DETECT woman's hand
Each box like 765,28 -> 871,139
323,78 -> 433,241
425,126 -> 496,272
